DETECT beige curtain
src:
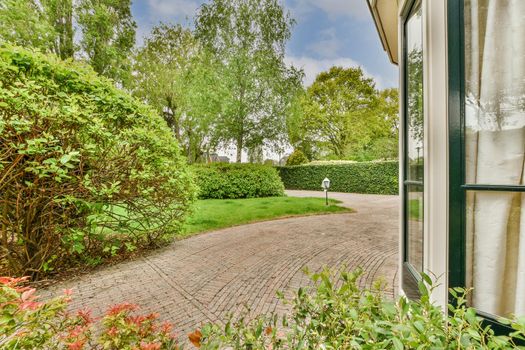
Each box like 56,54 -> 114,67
465,0 -> 525,317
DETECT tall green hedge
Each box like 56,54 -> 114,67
193,163 -> 285,199
276,161 -> 398,195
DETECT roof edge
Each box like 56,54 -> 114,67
366,0 -> 399,65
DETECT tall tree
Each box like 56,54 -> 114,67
76,0 -> 136,83
300,67 -> 378,158
42,0 -> 75,59
133,24 -> 223,163
407,49 -> 423,143
195,0 -> 302,163
286,88 -> 317,160
0,0 -> 56,51
363,87 -> 399,160
0,0 -> 74,59
296,66 -> 398,160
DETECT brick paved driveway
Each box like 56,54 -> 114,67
44,191 -> 399,343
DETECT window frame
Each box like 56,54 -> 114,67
447,0 -> 525,333
401,0 -> 424,299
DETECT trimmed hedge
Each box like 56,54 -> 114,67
193,163 -> 285,199
277,161 -> 398,195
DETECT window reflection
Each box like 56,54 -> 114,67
464,0 -> 525,186
406,8 -> 424,182
405,6 -> 424,273
407,185 -> 423,272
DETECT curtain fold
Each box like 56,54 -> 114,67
465,0 -> 525,317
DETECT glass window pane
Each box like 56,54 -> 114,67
407,185 -> 423,272
464,0 -> 525,185
406,7 -> 424,182
466,191 -> 525,317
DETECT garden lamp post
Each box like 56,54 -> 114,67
322,177 -> 330,206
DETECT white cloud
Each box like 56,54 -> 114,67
285,55 -> 387,88
313,0 -> 370,19
307,27 -> 342,58
146,0 -> 199,19
287,0 -> 370,21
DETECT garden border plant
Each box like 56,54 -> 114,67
196,268 -> 525,349
3,269 -> 525,349
0,44 -> 196,279
0,277 -> 179,349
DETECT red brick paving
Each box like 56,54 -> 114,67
43,191 -> 399,345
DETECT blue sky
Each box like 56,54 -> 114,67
131,0 -> 398,89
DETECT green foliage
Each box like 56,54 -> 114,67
286,88 -> 317,160
183,197 -> 350,237
0,0 -> 132,79
76,0 -> 136,84
197,268 -> 525,349
195,0 -> 303,162
0,45 -> 196,278
0,0 -> 57,52
0,277 -> 179,349
42,0 -> 75,60
286,149 -> 309,166
132,23 -> 223,163
407,47 -> 423,144
0,0 -> 74,60
290,66 -> 398,161
5,269 -> 525,350
277,161 -> 399,195
193,163 -> 285,199
355,87 -> 399,161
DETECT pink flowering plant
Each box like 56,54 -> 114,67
0,277 -> 179,349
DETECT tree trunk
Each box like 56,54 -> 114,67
187,128 -> 194,163
58,0 -> 74,59
236,137 -> 243,163
164,100 -> 181,143
62,1 -> 74,59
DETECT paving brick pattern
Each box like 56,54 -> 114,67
43,191 -> 399,344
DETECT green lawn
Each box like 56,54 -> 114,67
181,196 -> 352,237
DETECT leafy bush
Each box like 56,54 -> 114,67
193,163 -> 285,199
196,269 -> 525,349
0,277 -> 178,349
0,45 -> 196,279
4,270 -> 525,349
277,161 -> 398,195
286,149 -> 309,166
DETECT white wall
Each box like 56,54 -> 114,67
398,0 -> 449,309
422,0 -> 448,308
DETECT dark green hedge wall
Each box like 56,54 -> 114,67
193,163 -> 285,199
276,161 -> 399,195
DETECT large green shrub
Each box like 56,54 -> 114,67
0,45 -> 196,278
193,163 -> 285,199
198,269 -> 525,349
286,149 -> 309,166
277,161 -> 398,195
